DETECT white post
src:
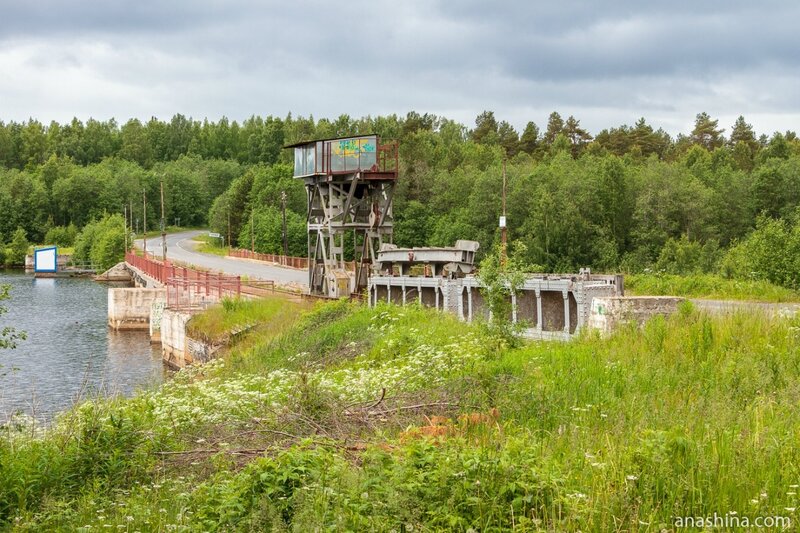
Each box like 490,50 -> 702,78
535,289 -> 542,332
511,291 -> 517,324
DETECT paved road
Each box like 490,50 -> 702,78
691,298 -> 800,317
136,230 -> 308,287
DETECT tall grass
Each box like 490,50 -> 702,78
186,295 -> 308,344
192,234 -> 228,256
626,272 -> 800,302
3,300 -> 800,530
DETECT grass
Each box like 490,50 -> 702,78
25,246 -> 75,256
3,300 -> 800,530
139,225 -> 205,239
626,272 -> 800,302
192,234 -> 229,257
186,295 -> 309,344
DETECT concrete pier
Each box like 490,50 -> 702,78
108,288 -> 167,330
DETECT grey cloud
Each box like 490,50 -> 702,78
0,0 -> 799,136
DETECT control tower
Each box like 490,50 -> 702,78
287,135 -> 398,298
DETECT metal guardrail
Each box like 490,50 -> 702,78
228,248 -> 309,269
228,248 -> 356,272
125,252 -> 242,310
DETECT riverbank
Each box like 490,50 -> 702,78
2,299 -> 800,530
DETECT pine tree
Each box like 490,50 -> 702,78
690,112 -> 724,150
497,121 -> 519,157
471,111 -> 499,145
518,121 -> 540,155
728,116 -> 759,171
543,112 -> 564,145
563,115 -> 592,158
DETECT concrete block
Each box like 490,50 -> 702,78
590,296 -> 684,336
108,288 -> 167,330
160,308 -> 194,369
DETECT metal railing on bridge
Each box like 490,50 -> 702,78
125,252 -> 242,310
228,248 -> 356,272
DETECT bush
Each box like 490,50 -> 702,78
655,236 -> 720,274
43,224 -> 78,248
719,216 -> 800,288
73,214 -> 126,271
5,228 -> 29,266
238,206 -> 306,256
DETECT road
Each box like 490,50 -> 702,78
136,230 -> 308,287
691,298 -> 800,317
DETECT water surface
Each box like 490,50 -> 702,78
0,271 -> 164,420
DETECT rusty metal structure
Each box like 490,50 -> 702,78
288,135 -> 398,298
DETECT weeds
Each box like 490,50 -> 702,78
626,272 -> 800,302
3,300 -> 800,530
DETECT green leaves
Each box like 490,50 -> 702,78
0,284 -> 26,350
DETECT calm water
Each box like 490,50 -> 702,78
0,270 -> 164,420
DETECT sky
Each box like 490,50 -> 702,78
1,0 -> 798,137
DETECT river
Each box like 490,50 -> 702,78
0,270 -> 164,420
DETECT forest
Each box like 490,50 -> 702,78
1,111 -> 799,288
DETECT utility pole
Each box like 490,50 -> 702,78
123,205 -> 128,252
281,191 -> 289,257
129,200 -> 134,244
500,159 -> 507,268
142,188 -> 147,257
250,209 -> 255,253
160,179 -> 167,261
227,211 -> 231,251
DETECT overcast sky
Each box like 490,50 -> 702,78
1,0 -> 798,137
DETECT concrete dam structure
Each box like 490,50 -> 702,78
366,241 -> 623,340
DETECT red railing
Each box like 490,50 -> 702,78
126,252 -> 241,310
228,248 -> 309,270
228,248 -> 357,272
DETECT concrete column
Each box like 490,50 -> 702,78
535,289 -> 542,332
435,286 -> 440,310
511,291 -> 518,324
458,285 -> 464,320
402,280 -> 406,305
387,279 -> 391,303
563,290 -> 570,334
467,286 -> 473,322
417,281 -> 422,305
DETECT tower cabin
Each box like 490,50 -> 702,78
286,135 -> 398,298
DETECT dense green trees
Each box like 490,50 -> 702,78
72,214 -> 126,271
1,111 -> 799,287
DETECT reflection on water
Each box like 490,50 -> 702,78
0,271 -> 164,420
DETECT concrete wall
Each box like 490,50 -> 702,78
368,274 -> 622,340
25,254 -> 71,271
108,288 -> 166,330
160,308 -> 194,369
590,296 -> 684,336
149,299 -> 166,342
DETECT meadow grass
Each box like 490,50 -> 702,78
2,299 -> 800,531
185,294 -> 308,344
626,272 -> 800,302
191,234 -> 228,257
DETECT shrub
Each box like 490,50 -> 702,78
719,216 -> 800,288
43,224 -> 78,248
73,214 -> 126,271
5,228 -> 29,266
655,236 -> 720,274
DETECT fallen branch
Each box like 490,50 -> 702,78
343,387 -> 386,412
